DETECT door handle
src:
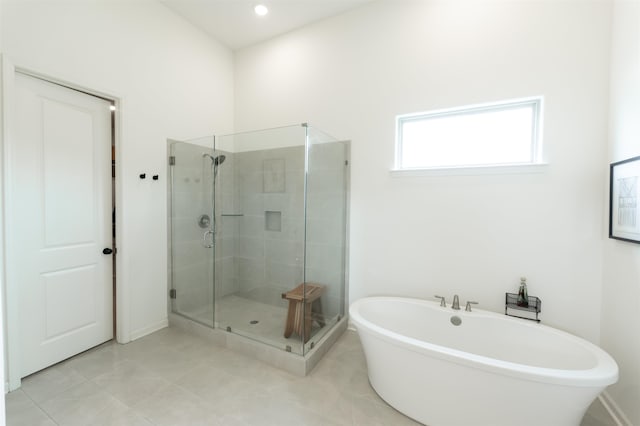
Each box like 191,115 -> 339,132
203,230 -> 214,248
102,248 -> 113,255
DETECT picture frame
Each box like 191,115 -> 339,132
610,155 -> 640,243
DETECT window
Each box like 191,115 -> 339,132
395,97 -> 543,171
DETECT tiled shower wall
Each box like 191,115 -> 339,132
216,142 -> 347,320
213,150 -> 238,300
226,146 -> 306,306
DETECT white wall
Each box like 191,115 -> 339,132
0,0 -> 8,411
0,0 -> 234,342
602,1 -> 640,424
0,0 -> 9,402
235,0 -> 612,342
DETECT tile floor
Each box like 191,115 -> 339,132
5,328 -> 616,426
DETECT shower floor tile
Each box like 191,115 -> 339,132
185,292 -> 325,354
6,328 -> 616,426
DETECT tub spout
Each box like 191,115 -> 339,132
452,295 -> 460,310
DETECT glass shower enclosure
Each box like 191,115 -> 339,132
168,124 -> 349,356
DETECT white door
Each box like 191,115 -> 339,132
8,73 -> 113,377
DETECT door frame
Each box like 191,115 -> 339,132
0,56 -> 130,391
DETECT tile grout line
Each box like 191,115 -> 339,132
19,389 -> 61,426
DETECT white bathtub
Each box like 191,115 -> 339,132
349,297 -> 618,426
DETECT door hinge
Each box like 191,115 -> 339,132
169,156 -> 176,166
345,160 -> 349,166
169,289 -> 177,299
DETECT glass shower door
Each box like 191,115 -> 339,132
169,138 -> 215,327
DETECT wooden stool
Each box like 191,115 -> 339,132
282,283 -> 326,343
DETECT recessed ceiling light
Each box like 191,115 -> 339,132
254,4 -> 268,17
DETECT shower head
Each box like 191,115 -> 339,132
202,153 -> 226,166
213,154 -> 226,166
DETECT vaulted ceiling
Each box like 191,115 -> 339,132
159,0 -> 375,50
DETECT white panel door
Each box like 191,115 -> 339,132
9,73 -> 113,377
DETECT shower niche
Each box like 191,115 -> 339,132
167,124 -> 349,373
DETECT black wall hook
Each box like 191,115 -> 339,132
139,173 -> 146,179
152,175 -> 159,180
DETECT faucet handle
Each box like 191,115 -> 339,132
465,301 -> 478,312
434,295 -> 446,307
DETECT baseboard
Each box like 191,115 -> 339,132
129,318 -> 169,341
599,391 -> 633,426
347,319 -> 356,331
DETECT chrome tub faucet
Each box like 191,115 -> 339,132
452,295 -> 460,310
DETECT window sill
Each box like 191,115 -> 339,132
390,163 -> 549,177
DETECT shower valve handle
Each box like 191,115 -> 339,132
203,230 -> 214,248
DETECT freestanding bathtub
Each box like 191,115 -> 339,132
349,297 -> 618,426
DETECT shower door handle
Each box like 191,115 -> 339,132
203,230 -> 214,248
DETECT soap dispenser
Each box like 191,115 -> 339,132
517,277 -> 529,307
